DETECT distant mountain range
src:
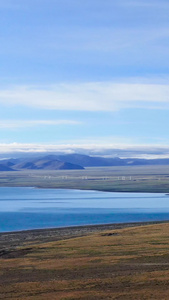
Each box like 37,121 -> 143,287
1,153 -> 169,171
0,156 -> 84,171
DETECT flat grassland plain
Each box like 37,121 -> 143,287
1,165 -> 169,299
1,165 -> 169,192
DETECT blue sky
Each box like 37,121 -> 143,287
0,0 -> 169,155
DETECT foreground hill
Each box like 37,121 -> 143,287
1,222 -> 169,299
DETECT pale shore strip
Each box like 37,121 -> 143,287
0,220 -> 169,250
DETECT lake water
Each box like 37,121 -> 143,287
0,187 -> 169,232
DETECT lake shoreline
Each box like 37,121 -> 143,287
1,184 -> 169,193
1,220 -> 169,250
1,165 -> 169,193
0,187 -> 169,235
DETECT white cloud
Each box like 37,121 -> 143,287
0,120 -> 80,129
1,81 -> 169,111
1,142 -> 169,159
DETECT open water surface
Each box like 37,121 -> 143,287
0,187 -> 169,232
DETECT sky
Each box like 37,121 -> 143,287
0,0 -> 169,156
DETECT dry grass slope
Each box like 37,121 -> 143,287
1,223 -> 169,299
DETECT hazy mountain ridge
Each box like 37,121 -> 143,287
13,156 -> 84,170
1,153 -> 169,171
43,154 -> 169,167
0,164 -> 14,171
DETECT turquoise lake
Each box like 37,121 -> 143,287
0,187 -> 169,232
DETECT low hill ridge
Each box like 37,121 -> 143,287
1,153 -> 169,171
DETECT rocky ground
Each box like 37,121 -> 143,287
0,220 -> 167,252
